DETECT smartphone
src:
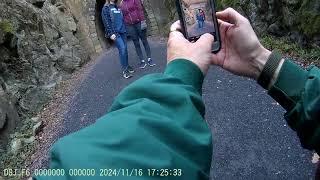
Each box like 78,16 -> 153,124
176,0 -> 221,53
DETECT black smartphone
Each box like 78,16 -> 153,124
176,0 -> 221,53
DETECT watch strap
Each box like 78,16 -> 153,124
257,50 -> 282,89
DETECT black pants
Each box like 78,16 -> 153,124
126,22 -> 151,61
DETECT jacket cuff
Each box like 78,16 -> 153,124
268,60 -> 308,111
164,59 -> 204,94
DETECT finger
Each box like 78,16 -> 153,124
216,8 -> 244,25
218,20 -> 234,36
168,31 -> 189,48
169,20 -> 185,39
197,33 -> 214,45
211,40 -> 226,66
218,19 -> 233,27
170,20 -> 183,32
211,53 -> 224,66
211,21 -> 229,66
196,33 -> 214,49
169,30 -> 185,40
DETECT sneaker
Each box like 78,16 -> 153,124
139,60 -> 147,69
147,58 -> 156,67
122,70 -> 133,79
127,66 -> 135,73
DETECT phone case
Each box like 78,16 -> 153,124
175,0 -> 221,53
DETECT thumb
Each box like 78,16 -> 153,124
196,33 -> 214,49
216,8 -> 244,25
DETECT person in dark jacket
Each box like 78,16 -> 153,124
120,0 -> 156,69
35,8 -> 319,180
196,9 -> 205,29
101,0 -> 134,79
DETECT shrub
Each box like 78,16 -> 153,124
260,35 -> 320,65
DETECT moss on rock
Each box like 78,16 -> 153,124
0,20 -> 14,33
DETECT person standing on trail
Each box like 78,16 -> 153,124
35,8 -> 319,180
196,9 -> 205,29
200,9 -> 206,21
120,0 -> 156,69
101,0 -> 135,79
196,10 -> 202,28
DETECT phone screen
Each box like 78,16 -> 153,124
180,0 -> 216,40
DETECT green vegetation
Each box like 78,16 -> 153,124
0,20 -> 14,33
215,0 -> 250,16
299,11 -> 320,37
260,35 -> 320,66
216,0 -> 240,9
298,0 -> 320,37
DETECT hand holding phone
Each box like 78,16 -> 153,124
212,8 -> 272,80
168,21 -> 215,75
176,0 -> 221,53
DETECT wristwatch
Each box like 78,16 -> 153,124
257,50 -> 282,89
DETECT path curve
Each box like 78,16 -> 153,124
56,39 -> 316,179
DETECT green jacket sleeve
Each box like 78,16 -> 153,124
268,60 -> 320,154
37,59 -> 212,180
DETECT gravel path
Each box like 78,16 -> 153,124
30,38 -> 317,179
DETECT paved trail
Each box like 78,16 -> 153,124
59,39 -> 316,179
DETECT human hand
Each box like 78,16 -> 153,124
110,34 -> 117,41
167,21 -> 214,75
211,8 -> 271,80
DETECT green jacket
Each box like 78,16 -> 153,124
36,59 -> 320,179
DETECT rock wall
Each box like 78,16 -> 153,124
142,0 -> 161,36
0,0 -> 166,155
145,0 -> 178,35
216,0 -> 320,46
0,86 -> 19,152
64,0 -> 104,51
0,0 -> 90,150
146,0 -> 319,46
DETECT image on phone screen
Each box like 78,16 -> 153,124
180,0 -> 216,40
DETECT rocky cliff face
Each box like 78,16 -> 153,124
148,0 -> 319,46
0,0 -> 90,151
217,0 -> 320,46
